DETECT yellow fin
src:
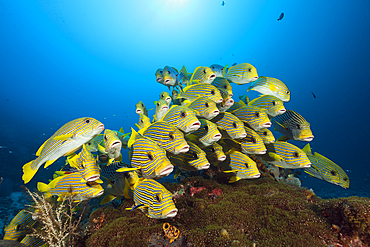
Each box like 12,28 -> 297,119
277,136 -> 289,142
301,143 -> 312,155
22,160 -> 38,184
36,140 -> 48,156
223,169 -> 239,173
44,159 -> 57,168
98,144 -> 106,154
222,64 -> 229,77
37,182 -> 49,193
100,194 -> 117,205
53,134 -> 73,141
189,66 -> 201,83
238,100 -> 247,107
229,175 -> 241,183
116,167 -> 139,172
95,178 -> 104,184
128,128 -> 140,149
119,127 -> 124,133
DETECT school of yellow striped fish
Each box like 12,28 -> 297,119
5,62 -> 351,244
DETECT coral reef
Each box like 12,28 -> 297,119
75,175 -> 370,247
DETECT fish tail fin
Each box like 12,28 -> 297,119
22,160 -> 39,184
37,182 -> 52,198
229,175 -> 241,183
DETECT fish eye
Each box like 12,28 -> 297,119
16,225 -> 22,231
210,147 -> 215,152
88,142 -> 91,145
155,194 -> 161,202
162,94 -> 164,97
169,133 -> 174,140
141,103 -> 144,107
251,136 -> 256,143
104,135 -> 108,141
140,120 -> 144,123
203,69 -> 206,74
331,170 -> 337,176
124,172 -> 130,178
287,91 -> 290,94
204,125 -> 208,131
84,119 -> 91,124
168,71 -> 171,74
232,122 -> 237,128
224,85 -> 227,89
205,102 -> 209,107
272,101 -> 276,106
211,90 -> 215,95
181,111 -> 186,118
254,112 -> 260,118
296,124 -> 301,129
245,163 -> 249,168
344,177 -> 348,181
263,131 -> 267,136
86,182 -> 93,187
293,152 -> 300,158
193,152 -> 198,159
248,68 -> 251,72
147,152 -> 154,161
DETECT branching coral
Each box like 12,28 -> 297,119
23,186 -> 85,247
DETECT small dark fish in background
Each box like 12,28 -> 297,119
231,63 -> 237,66
311,92 -> 316,98
221,1 -> 225,6
277,13 -> 284,21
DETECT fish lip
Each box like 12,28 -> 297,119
159,166 -> 174,176
87,175 -> 100,182
136,109 -> 142,114
165,209 -> 178,218
199,163 -> 210,170
218,155 -> 226,161
251,76 -> 258,81
257,150 -> 267,154
96,190 -> 105,197
156,78 -> 162,82
178,145 -> 190,153
209,74 -> 216,80
253,173 -> 261,178
166,97 -> 171,101
217,98 -> 223,103
303,163 -> 311,168
161,106 -> 169,111
110,141 -> 122,149
226,99 -> 234,106
303,136 -> 314,142
97,124 -> 105,132
238,133 -> 247,139
278,109 -> 286,113
189,121 -> 201,131
164,79 -> 171,84
262,122 -> 272,128
213,134 -> 222,141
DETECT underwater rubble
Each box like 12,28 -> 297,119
72,174 -> 370,247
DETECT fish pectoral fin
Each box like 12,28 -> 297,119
229,175 -> 241,183
100,194 -> 117,205
126,204 -> 145,211
119,127 -> 124,133
95,178 -> 104,184
116,167 -> 139,172
22,160 -> 38,184
37,182 -> 49,193
97,144 -> 107,154
223,169 -> 238,173
44,159 -> 58,168
277,136 -> 289,142
36,140 -> 48,156
53,134 -> 73,141
174,169 -> 181,179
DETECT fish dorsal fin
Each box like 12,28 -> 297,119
36,139 -> 49,156
238,100 -> 247,107
224,148 -> 237,156
67,153 -> 81,169
222,64 -> 229,77
119,127 -> 124,133
180,65 -> 188,81
314,152 -> 332,163
128,128 -> 140,149
301,143 -> 312,155
100,194 -> 117,205
172,67 -> 178,73
48,174 -> 68,189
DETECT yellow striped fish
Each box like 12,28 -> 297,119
22,117 -> 104,184
239,126 -> 266,155
135,114 -> 151,130
129,178 -> 178,219
162,66 -> 187,89
185,119 -> 222,147
102,129 -> 122,160
20,235 -> 45,247
37,172 -> 104,202
135,101 -> 149,116
210,112 -> 246,139
248,76 -> 290,102
155,68 -> 164,84
259,141 -> 311,169
129,136 -> 174,179
211,77 -> 233,96
189,66 -> 216,84
187,96 -> 220,120
204,143 -> 226,164
210,64 -> 227,77
232,105 -> 271,131
223,63 -> 258,85
272,110 -> 314,142
302,144 -> 349,189
141,121 -> 189,155
226,99 -> 247,113
248,95 -> 286,117
4,209 -> 38,241
67,144 -> 101,182
159,91 -> 172,105
218,149 -> 260,183
162,105 -> 200,133
217,88 -> 235,113
169,141 -> 210,171
255,128 -> 276,144
176,83 -> 223,103
153,99 -> 169,122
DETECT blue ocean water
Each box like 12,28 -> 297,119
0,0 -> 369,216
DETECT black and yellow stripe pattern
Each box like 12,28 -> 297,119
232,105 -> 271,131
177,83 -> 223,103
162,106 -> 200,134
239,126 -> 266,155
211,77 -> 233,96
248,95 -> 286,117
188,96 -> 219,120
210,112 -> 246,140
169,141 -> 209,171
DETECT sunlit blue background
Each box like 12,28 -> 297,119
1,0 -> 369,198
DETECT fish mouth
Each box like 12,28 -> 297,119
257,149 -> 267,154
303,163 -> 311,168
262,122 -> 272,128
226,98 -> 234,107
217,98 -> 223,103
96,124 -> 105,132
189,121 -> 201,131
165,209 -> 178,218
164,79 -> 171,85
96,190 -> 105,197
303,136 -> 314,142
218,155 -> 226,161
251,76 -> 258,82
238,133 -> 247,139
136,109 -> 142,114
278,109 -> 286,114
177,145 -> 190,153
156,78 -> 163,82
213,133 -> 222,141
209,74 -> 216,80
166,97 -> 171,101
161,106 -> 169,111
252,173 -> 261,178
110,141 -> 122,149
199,163 -> 210,170
87,175 -> 100,182
159,165 -> 174,176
